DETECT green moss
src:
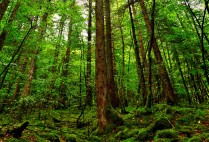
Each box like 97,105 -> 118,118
105,123 -> 117,133
39,132 -> 59,141
188,135 -> 202,142
63,134 -> 78,142
122,137 -> 135,142
151,118 -> 172,132
88,135 -> 101,142
136,128 -> 152,141
154,129 -> 179,140
154,138 -> 173,142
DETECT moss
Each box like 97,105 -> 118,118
154,138 -> 173,142
151,118 -> 172,132
136,108 -> 152,117
154,129 -> 179,140
136,128 -> 152,141
88,135 -> 101,142
179,126 -> 194,137
188,135 -> 202,142
122,137 -> 135,142
105,123 -> 117,133
39,132 -> 59,142
63,134 -> 78,142
107,108 -> 123,126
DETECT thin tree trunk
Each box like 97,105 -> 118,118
86,0 -> 93,106
138,0 -> 176,105
59,21 -> 72,107
0,2 -> 20,51
131,0 -> 147,68
128,0 -> 147,106
22,13 -> 48,96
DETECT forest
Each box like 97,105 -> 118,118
0,0 -> 209,141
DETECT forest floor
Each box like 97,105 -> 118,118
0,103 -> 209,142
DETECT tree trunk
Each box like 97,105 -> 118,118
0,2 -> 20,51
105,0 -> 119,108
86,0 -> 93,107
22,13 -> 48,96
138,0 -> 176,105
0,0 -> 10,21
59,21 -> 72,107
131,0 -> 147,68
128,0 -> 147,106
96,0 -> 108,130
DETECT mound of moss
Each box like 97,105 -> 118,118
154,129 -> 179,141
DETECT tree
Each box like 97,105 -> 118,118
138,0 -> 176,105
86,0 -> 93,107
0,0 -> 10,21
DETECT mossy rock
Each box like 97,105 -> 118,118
154,129 -> 179,142
114,127 -> 138,140
136,128 -> 152,141
63,133 -> 78,142
188,135 -> 202,142
151,118 -> 172,132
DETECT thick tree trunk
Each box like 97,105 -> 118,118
96,0 -> 108,130
105,0 -> 119,108
0,0 -> 10,21
138,0 -> 176,104
86,0 -> 93,106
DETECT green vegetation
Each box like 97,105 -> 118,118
0,0 -> 209,141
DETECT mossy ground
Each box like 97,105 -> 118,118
0,104 -> 209,141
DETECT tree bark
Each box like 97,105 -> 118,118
105,0 -> 119,108
22,13 -> 48,96
0,2 -> 20,51
0,0 -> 10,21
96,0 -> 108,129
86,0 -> 93,106
128,0 -> 147,106
138,0 -> 176,105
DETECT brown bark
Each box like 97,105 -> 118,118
22,14 -> 48,96
59,21 -> 72,107
0,0 -> 10,21
105,0 -> 119,108
131,0 -> 147,68
86,0 -> 93,106
0,2 -> 20,51
138,0 -> 176,104
96,0 -> 108,130
128,0 -> 147,106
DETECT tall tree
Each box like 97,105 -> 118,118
0,1 -> 20,51
138,0 -> 176,105
85,0 -> 93,107
22,13 -> 48,96
105,0 -> 119,108
128,0 -> 147,106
